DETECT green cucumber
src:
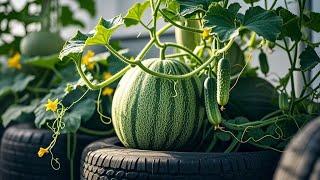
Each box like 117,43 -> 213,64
279,92 -> 289,111
204,76 -> 222,128
217,58 -> 231,108
259,50 -> 269,76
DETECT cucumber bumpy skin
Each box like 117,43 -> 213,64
279,92 -> 289,111
204,76 -> 222,128
259,50 -> 269,76
217,58 -> 231,109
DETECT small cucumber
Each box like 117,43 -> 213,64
204,76 -> 222,127
217,58 -> 231,108
279,92 -> 289,111
259,50 -> 269,76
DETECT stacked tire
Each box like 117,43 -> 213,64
0,123 -> 97,180
81,137 -> 280,180
274,116 -> 320,180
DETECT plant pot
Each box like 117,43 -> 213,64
80,137 -> 280,180
0,123 -> 98,180
274,116 -> 320,180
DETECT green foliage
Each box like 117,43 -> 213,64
204,4 -> 282,42
303,11 -> 320,32
86,16 -> 124,45
124,1 -> 150,27
299,46 -> 320,71
277,7 -> 301,41
176,0 -> 221,16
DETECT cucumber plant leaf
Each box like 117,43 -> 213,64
59,31 -> 90,61
243,0 -> 260,3
242,6 -> 282,42
124,1 -> 150,27
299,46 -> 320,71
2,100 -> 38,127
86,16 -> 123,46
176,0 -> 222,16
23,53 -> 60,69
276,7 -> 301,41
303,11 -> 320,32
204,3 -> 241,42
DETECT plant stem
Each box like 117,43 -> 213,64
163,42 -> 203,64
159,10 -> 203,34
74,61 -> 131,90
224,133 -> 240,153
269,0 -> 278,10
78,126 -> 115,136
299,70 -> 320,98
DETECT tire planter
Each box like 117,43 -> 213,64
81,137 -> 280,180
274,116 -> 320,180
0,123 -> 97,180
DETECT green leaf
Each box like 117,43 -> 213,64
70,98 -> 96,123
59,31 -> 90,61
176,0 -> 222,16
215,131 -> 231,141
124,1 -> 150,27
78,0 -> 96,17
243,0 -> 260,3
204,3 -> 241,42
299,46 -> 320,71
60,6 -> 85,27
303,11 -> 320,32
85,16 -> 123,46
23,53 -> 60,69
11,74 -> 35,92
242,6 -> 282,42
2,100 -> 38,127
277,7 -> 301,41
63,113 -> 81,133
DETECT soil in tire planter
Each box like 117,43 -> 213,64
274,116 -> 320,180
81,137 -> 280,180
0,123 -> 98,180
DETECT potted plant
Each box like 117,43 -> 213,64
37,0 -> 320,179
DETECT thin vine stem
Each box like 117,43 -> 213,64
159,9 -> 203,34
78,126 -> 115,136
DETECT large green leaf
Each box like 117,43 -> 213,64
11,74 -> 35,92
59,31 -> 90,61
299,46 -> 320,71
176,0 -> 221,16
85,16 -> 123,46
23,53 -> 60,69
277,7 -> 301,41
2,100 -> 38,127
124,1 -> 150,27
226,77 -> 279,120
303,11 -> 320,32
242,6 -> 282,42
204,3 -> 241,41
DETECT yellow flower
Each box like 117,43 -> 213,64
102,87 -> 114,96
37,147 -> 49,158
44,99 -> 59,112
202,28 -> 211,40
82,50 -> 95,70
7,52 -> 22,70
103,72 -> 112,80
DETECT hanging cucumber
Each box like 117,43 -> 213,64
259,50 -> 269,76
279,92 -> 289,111
204,76 -> 222,128
217,58 -> 231,109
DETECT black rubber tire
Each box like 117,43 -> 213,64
0,123 -> 97,180
81,137 -> 280,180
274,117 -> 320,180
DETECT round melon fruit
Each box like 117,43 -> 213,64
20,31 -> 64,57
112,58 -> 203,150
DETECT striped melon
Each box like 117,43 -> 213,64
112,58 -> 203,150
